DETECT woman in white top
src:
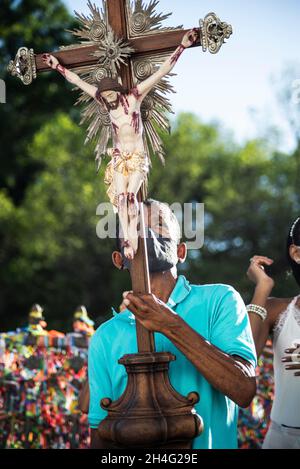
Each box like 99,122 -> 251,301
246,216 -> 300,449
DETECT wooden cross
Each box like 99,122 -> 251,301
34,4 -> 228,76
8,0 -> 232,354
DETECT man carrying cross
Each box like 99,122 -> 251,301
42,29 -> 198,260
88,199 -> 257,449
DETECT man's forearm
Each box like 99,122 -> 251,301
123,290 -> 256,407
162,315 -> 256,408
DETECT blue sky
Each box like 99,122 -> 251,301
63,0 -> 300,151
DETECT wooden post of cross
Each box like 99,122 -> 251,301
106,0 -> 154,354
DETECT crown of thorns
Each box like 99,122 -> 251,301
97,77 -> 127,94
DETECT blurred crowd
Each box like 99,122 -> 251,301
0,304 -> 94,449
238,342 -> 274,448
0,303 -> 274,449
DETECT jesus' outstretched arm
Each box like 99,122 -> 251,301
42,53 -> 98,99
136,29 -> 198,99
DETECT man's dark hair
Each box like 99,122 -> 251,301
115,198 -> 181,251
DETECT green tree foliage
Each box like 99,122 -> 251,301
0,0 -> 78,203
151,113 -> 300,302
1,111 -> 299,330
274,63 -> 300,205
0,113 -> 130,330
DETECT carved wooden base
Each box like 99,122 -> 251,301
97,352 -> 203,449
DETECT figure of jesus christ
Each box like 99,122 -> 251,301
43,29 -> 198,259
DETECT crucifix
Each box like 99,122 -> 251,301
8,0 -> 232,448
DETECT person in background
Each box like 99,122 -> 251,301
73,305 -> 95,337
25,304 -> 48,336
72,306 -> 95,415
246,216 -> 300,449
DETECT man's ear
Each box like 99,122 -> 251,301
112,251 -> 124,270
177,243 -> 187,263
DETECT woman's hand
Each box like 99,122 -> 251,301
181,29 -> 198,48
282,342 -> 300,376
247,255 -> 275,289
42,53 -> 59,70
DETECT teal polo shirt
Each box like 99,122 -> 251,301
88,275 -> 257,449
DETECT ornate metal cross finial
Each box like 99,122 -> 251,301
7,47 -> 37,85
200,12 -> 233,54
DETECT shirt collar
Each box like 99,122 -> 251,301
112,275 -> 191,322
166,275 -> 191,307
